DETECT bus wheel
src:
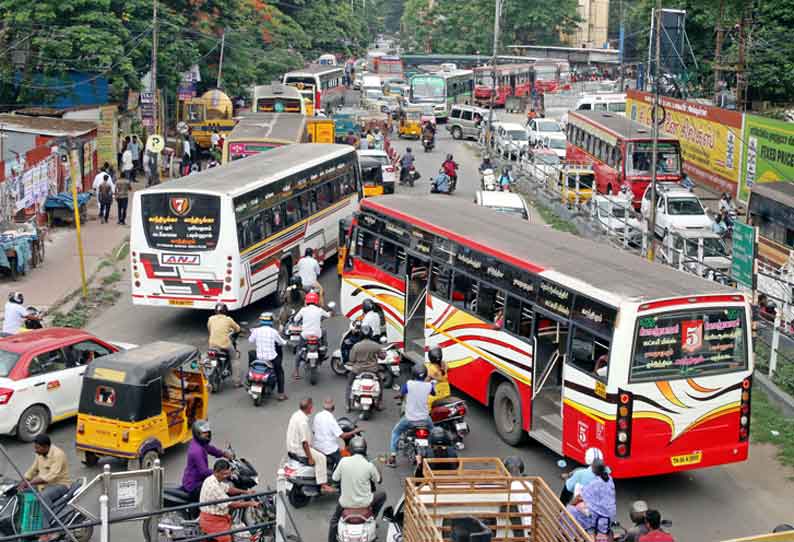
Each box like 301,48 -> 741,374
493,382 -> 524,445
274,262 -> 290,303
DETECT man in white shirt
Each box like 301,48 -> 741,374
360,299 -> 382,337
293,292 -> 332,378
286,398 -> 335,494
248,312 -> 287,400
3,291 -> 27,334
210,129 -> 220,149
295,248 -> 324,303
121,143 -> 134,182
312,398 -> 361,466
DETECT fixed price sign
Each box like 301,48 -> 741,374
732,221 -> 756,288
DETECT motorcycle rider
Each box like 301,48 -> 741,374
295,248 -> 324,304
422,122 -> 435,149
386,366 -> 435,468
198,459 -> 259,542
361,298 -> 382,338
180,420 -> 233,502
499,166 -> 513,191
399,148 -> 415,184
328,436 -> 386,542
248,312 -> 287,401
286,397 -> 336,494
431,169 -> 451,194
292,291 -> 333,379
414,427 -> 458,477
442,154 -> 458,190
279,275 -> 306,327
3,291 -> 27,334
347,324 -> 383,410
638,509 -> 675,542
340,320 -> 363,365
313,397 -> 361,469
479,155 -> 494,172
20,434 -> 71,533
560,447 -> 604,505
207,303 -> 242,387
624,500 -> 650,542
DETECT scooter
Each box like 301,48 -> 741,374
283,417 -> 357,508
348,371 -> 381,420
0,478 -> 94,542
283,312 -> 302,354
337,508 -> 377,542
331,325 -> 401,389
480,168 -> 497,191
400,164 -> 420,187
422,135 -> 434,152
246,351 -> 279,406
430,396 -> 470,449
202,329 -> 242,393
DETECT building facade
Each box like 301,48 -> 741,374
564,0 -> 610,49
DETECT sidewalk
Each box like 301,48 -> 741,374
0,200 -> 131,317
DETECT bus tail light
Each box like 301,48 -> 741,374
739,377 -> 751,442
615,389 -> 634,458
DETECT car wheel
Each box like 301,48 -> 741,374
493,382 -> 524,445
17,405 -> 49,442
452,127 -> 462,140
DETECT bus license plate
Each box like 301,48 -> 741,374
671,451 -> 702,467
168,299 -> 194,306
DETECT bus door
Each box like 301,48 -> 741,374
530,308 -> 568,452
403,253 -> 429,362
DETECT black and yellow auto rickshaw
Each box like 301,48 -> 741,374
360,155 -> 395,198
398,106 -> 423,139
75,342 -> 208,470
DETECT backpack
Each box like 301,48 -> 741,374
98,181 -> 112,203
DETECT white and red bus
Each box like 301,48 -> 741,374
473,63 -> 533,106
130,144 -> 359,310
374,55 -> 404,80
282,65 -> 345,115
533,59 -> 571,93
340,195 -> 753,478
566,110 -> 683,206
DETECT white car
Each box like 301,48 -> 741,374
640,184 -> 714,238
522,148 -> 560,183
658,228 -> 731,275
0,328 -> 134,440
358,150 -> 397,192
592,195 -> 643,246
361,88 -> 386,110
539,133 -> 567,159
526,117 -> 564,145
493,122 -> 529,160
474,190 -> 531,221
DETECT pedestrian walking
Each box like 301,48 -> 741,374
129,135 -> 142,173
115,174 -> 131,225
182,136 -> 192,177
121,140 -> 135,183
97,173 -> 115,224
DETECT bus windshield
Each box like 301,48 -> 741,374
141,193 -> 221,252
631,307 -> 747,382
476,75 -> 494,87
626,142 -> 681,176
411,76 -> 445,102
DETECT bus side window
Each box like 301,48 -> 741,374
299,191 -> 313,217
570,326 -> 610,381
270,205 -> 284,233
379,240 -> 405,276
476,282 -> 503,323
504,295 -> 533,340
285,197 -> 300,225
237,221 -> 247,250
430,263 -> 452,300
316,183 -> 331,210
358,230 -> 378,263
451,272 -> 475,310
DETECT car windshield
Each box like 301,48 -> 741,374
508,130 -> 528,141
366,90 -> 383,99
367,155 -> 390,166
489,206 -> 528,219
535,154 -> 560,165
667,197 -> 705,215
686,237 -> 727,258
537,120 -> 561,132
0,348 -> 20,377
627,142 -> 681,176
548,138 -> 566,150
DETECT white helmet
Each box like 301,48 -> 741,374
585,447 -> 604,466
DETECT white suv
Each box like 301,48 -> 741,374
494,122 -> 529,160
526,118 -> 564,145
640,184 -> 714,238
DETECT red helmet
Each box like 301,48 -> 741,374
305,292 -> 319,305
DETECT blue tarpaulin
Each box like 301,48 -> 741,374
0,235 -> 35,273
44,192 -> 92,211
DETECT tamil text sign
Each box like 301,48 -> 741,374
739,114 -> 794,202
627,89 -> 743,194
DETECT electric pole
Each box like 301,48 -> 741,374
647,0 -> 662,262
713,0 -> 725,104
736,0 -> 751,111
618,0 -> 625,90
486,0 -> 502,157
151,0 -> 159,133
217,29 -> 226,89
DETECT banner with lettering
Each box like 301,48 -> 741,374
738,113 -> 794,202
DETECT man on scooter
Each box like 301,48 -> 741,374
328,436 -> 386,542
180,420 -> 233,502
248,312 -> 287,401
313,398 -> 361,469
278,276 -> 305,329
207,303 -> 242,386
399,148 -> 414,184
414,427 -> 458,477
286,397 -> 336,494
442,154 -> 458,191
347,324 -> 382,409
431,169 -> 451,194
386,366 -> 435,468
360,299 -> 382,339
292,291 -> 333,379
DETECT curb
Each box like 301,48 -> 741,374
755,372 -> 794,418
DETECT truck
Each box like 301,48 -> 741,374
381,457 -> 590,542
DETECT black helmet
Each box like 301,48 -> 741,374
214,303 -> 228,315
8,291 -> 23,304
337,416 -> 355,433
192,420 -> 212,443
362,299 -> 374,312
289,275 -> 303,289
360,324 -> 373,338
349,435 -> 367,456
446,154 -> 453,161
503,455 -> 525,476
304,247 -> 314,257
429,426 -> 450,447
412,365 -> 427,381
428,346 -> 443,364
406,147 -> 412,153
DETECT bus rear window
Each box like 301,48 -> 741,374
141,193 -> 221,252
256,97 -> 302,113
630,308 -> 747,382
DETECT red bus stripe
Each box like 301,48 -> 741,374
638,294 -> 744,312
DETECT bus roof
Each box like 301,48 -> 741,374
569,110 -> 675,141
284,64 -> 343,77
360,195 -> 736,304
227,112 -> 306,143
750,181 -> 794,209
252,84 -> 302,100
143,143 -> 354,199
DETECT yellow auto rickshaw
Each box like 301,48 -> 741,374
558,166 -> 595,208
75,342 -> 207,470
398,107 -> 423,139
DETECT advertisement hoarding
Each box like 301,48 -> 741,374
739,113 -> 794,202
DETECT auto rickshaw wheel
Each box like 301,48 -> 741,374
141,450 -> 160,469
81,451 -> 99,467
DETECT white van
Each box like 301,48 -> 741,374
562,93 -> 626,125
361,74 -> 382,93
474,191 -> 531,222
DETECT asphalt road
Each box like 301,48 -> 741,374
1,126 -> 793,542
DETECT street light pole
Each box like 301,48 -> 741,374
486,0 -> 502,156
647,1 -> 662,262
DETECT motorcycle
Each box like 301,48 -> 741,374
283,311 -> 302,355
143,448 -> 274,542
430,396 -> 469,450
298,335 -> 328,386
0,478 -> 94,542
202,329 -> 243,394
399,164 -> 420,187
422,135 -> 434,153
348,371 -> 381,420
246,351 -> 279,406
331,326 -> 401,390
283,417 -> 357,508
480,168 -> 497,191
396,422 -> 432,465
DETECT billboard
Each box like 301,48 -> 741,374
739,114 -> 794,202
627,89 -> 743,194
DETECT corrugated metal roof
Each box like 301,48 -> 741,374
750,182 -> 794,209
0,113 -> 97,137
361,195 -> 736,303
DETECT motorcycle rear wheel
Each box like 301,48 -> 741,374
288,486 -> 310,508
254,394 -> 263,407
309,366 -> 318,385
360,409 -> 371,421
331,356 -> 347,376
380,367 -> 394,389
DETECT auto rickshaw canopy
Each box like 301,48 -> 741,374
83,341 -> 199,385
